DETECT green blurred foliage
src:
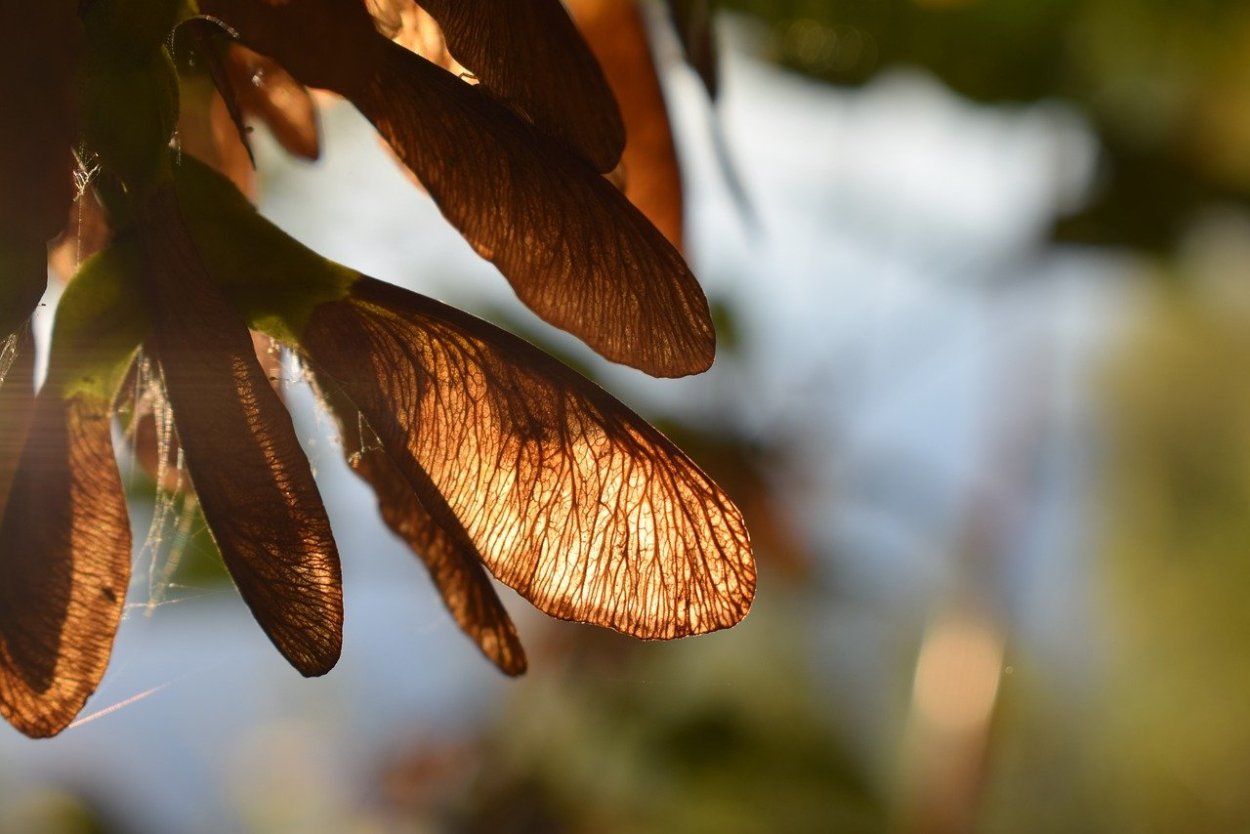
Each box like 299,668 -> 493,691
124,477 -> 233,591
968,283 -> 1250,832
725,0 -> 1250,251
0,789 -> 120,834
1093,289 -> 1250,831
347,4 -> 1250,832
383,601 -> 884,833
694,4 -> 1250,830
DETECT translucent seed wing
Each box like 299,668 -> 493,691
369,1 -> 455,69
183,19 -> 257,166
0,389 -> 130,738
416,0 -> 624,172
366,0 -> 409,40
168,154 -> 523,670
359,442 -> 529,675
195,0 -> 713,375
136,187 -> 342,676
197,0 -> 385,96
303,278 -> 755,640
320,379 -> 526,674
225,44 -> 321,161
569,0 -> 685,250
355,42 -> 714,377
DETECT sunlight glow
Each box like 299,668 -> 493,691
912,614 -> 1004,735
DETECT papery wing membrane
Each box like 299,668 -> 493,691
303,278 -> 754,640
137,187 -> 342,676
569,0 -> 685,250
318,379 -> 526,675
415,0 -> 624,172
225,44 -> 320,161
355,41 -> 714,377
0,388 -> 130,738
194,0 -> 712,376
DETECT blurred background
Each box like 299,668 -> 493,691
6,1 -> 1250,831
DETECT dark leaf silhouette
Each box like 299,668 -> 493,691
0,329 -> 35,538
0,1 -> 81,335
136,187 -> 342,676
196,0 -> 385,96
0,243 -> 49,346
415,0 -> 624,172
665,0 -> 719,99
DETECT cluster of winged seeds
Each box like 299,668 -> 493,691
0,0 -> 754,738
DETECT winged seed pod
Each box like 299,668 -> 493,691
200,0 -> 715,377
0,0 -> 754,738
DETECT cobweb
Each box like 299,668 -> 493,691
119,343 -> 343,616
0,332 -> 18,386
122,353 -> 213,617
283,347 -> 369,473
71,146 -> 100,270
